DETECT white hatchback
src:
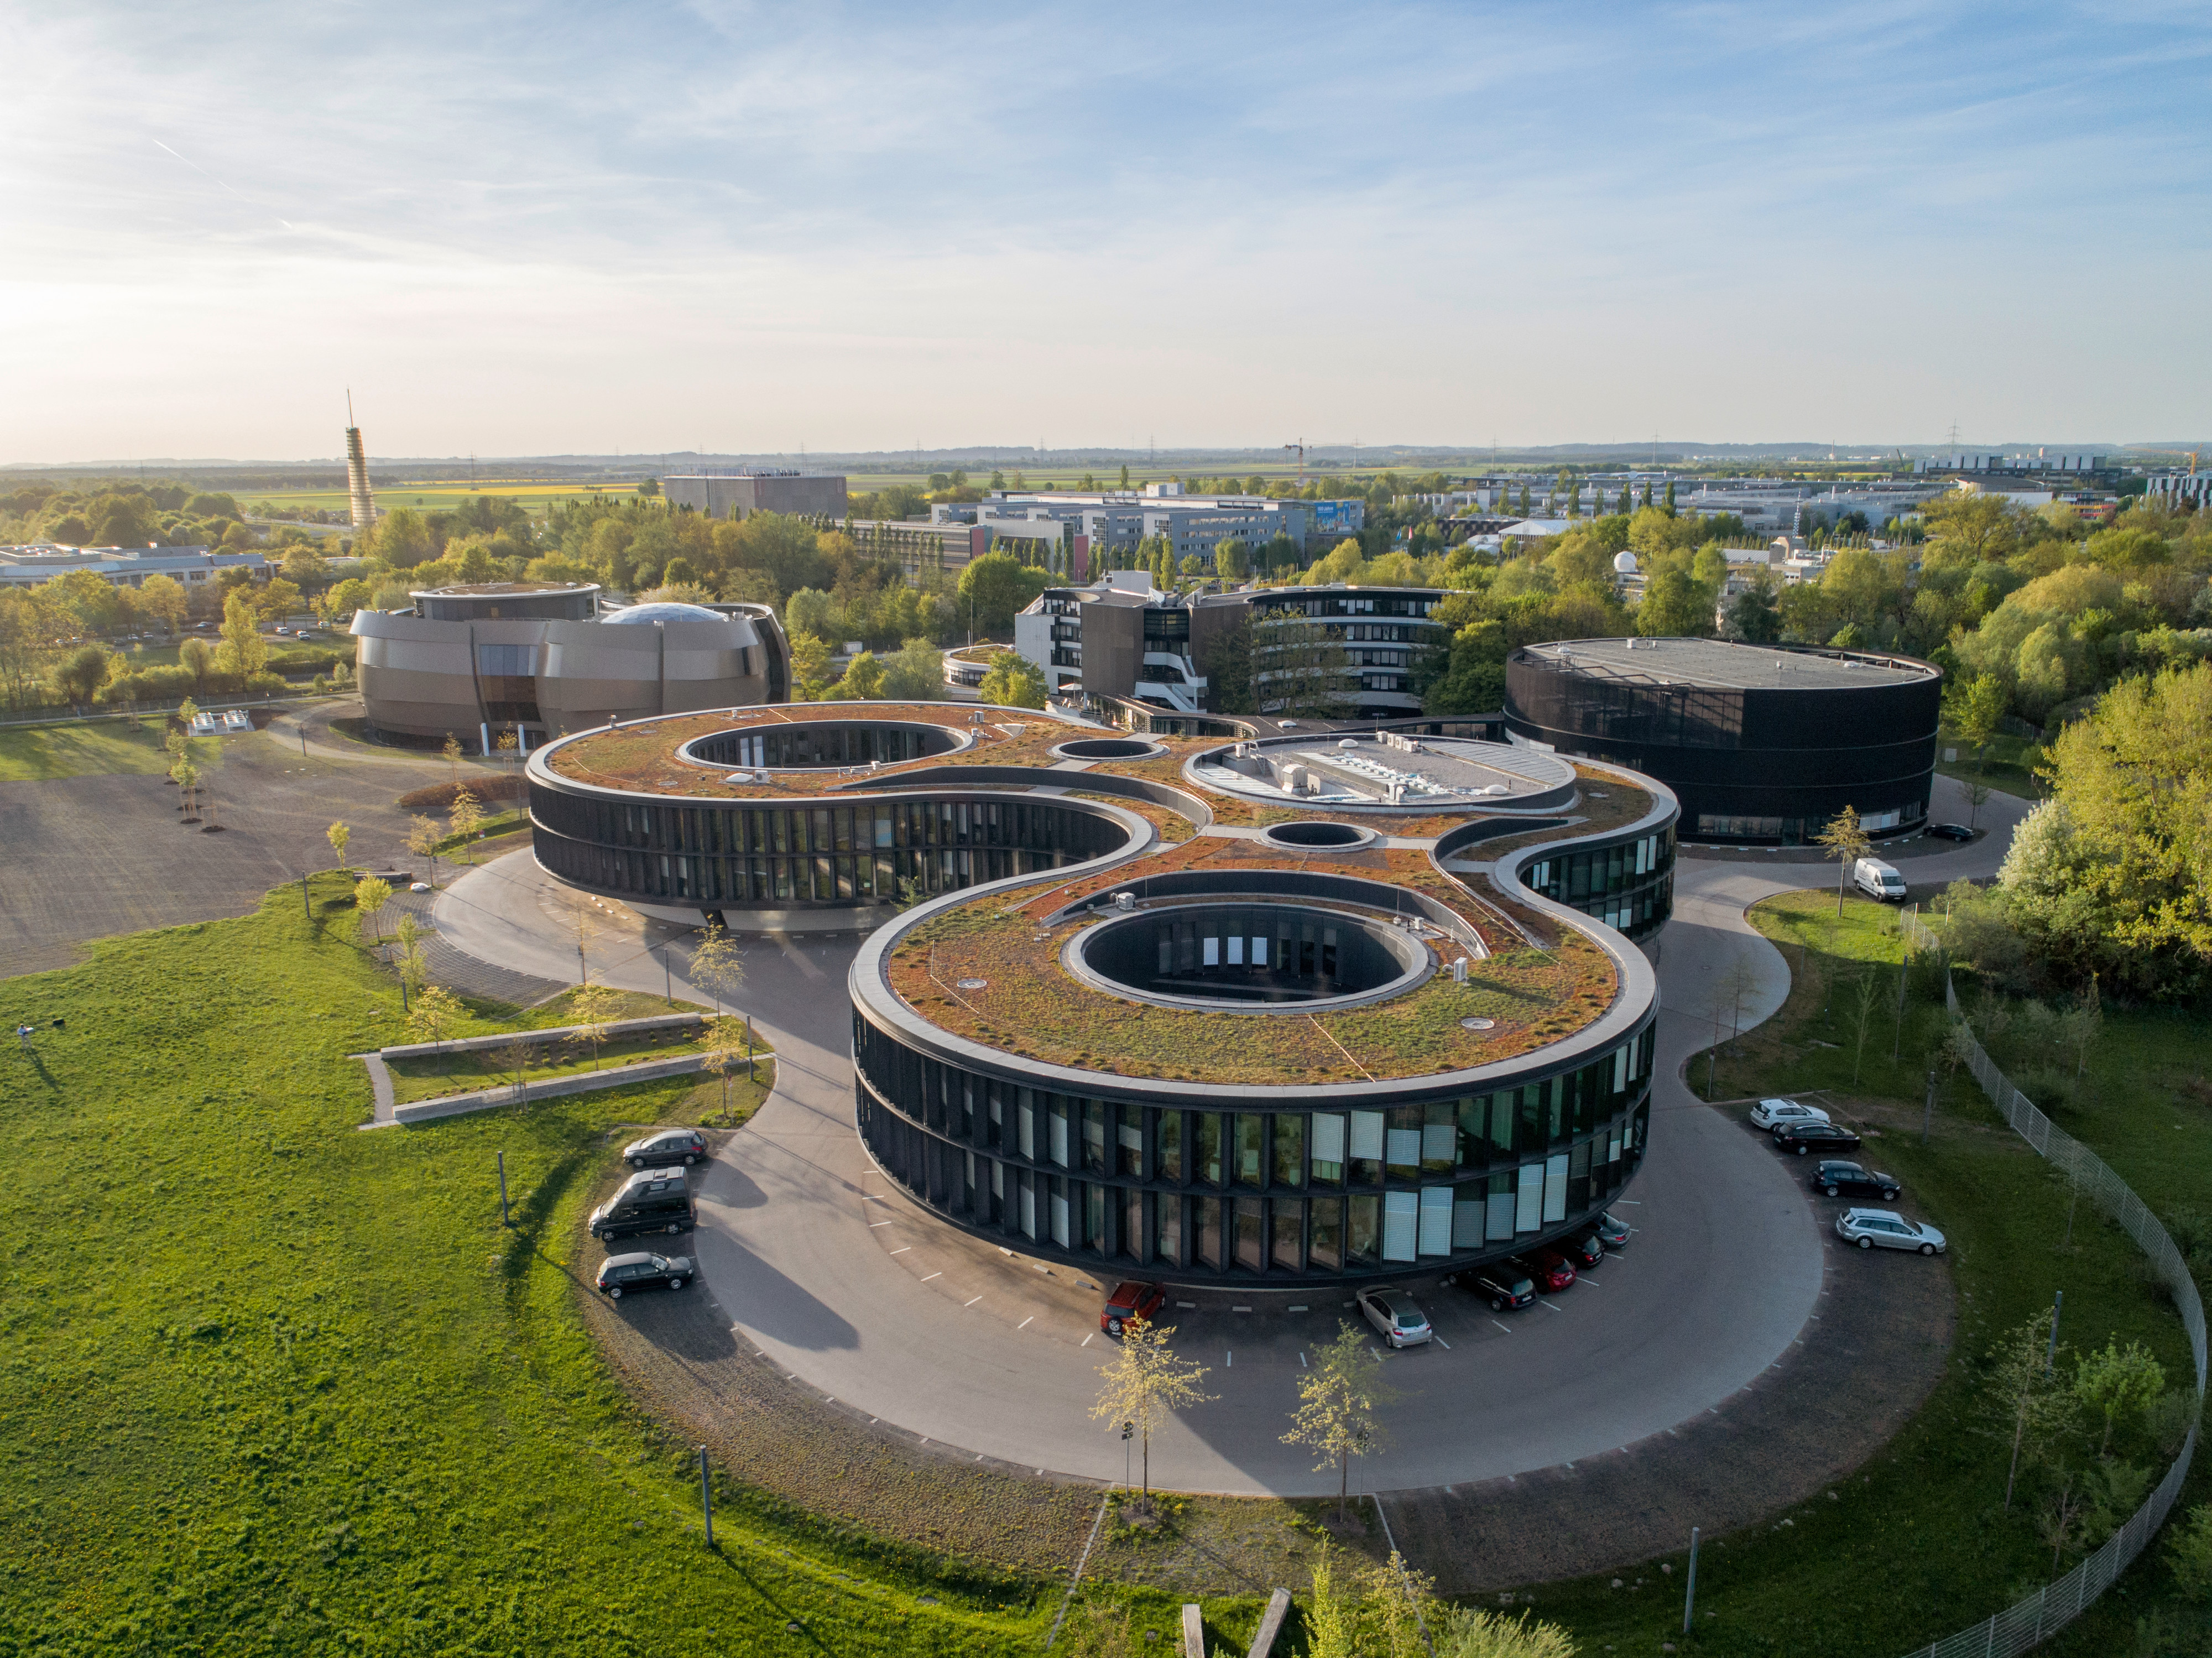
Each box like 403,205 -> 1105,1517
1837,1208 -> 1945,1255
1749,1097 -> 1831,1131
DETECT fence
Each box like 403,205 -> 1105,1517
1888,915 -> 2205,1657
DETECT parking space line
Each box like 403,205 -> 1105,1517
1226,1351 -> 1233,1367
1299,1352 -> 1307,1368
1018,1316 -> 1034,1329
965,1295 -> 984,1306
889,1246 -> 911,1255
920,1271 -> 942,1282
1082,1333 -> 1094,1346
1578,1275 -> 1601,1286
1434,1335 -> 1452,1351
1540,1299 -> 1564,1312
1491,1320 -> 1512,1333
868,1219 -> 893,1228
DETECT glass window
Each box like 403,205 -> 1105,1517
1118,1104 -> 1144,1177
1086,1181 -> 1105,1249
1082,1103 -> 1107,1173
1453,1188 -> 1486,1248
1155,1194 -> 1182,1264
1018,1090 -> 1035,1160
1156,1112 -> 1183,1182
1421,1102 -> 1456,1171
1272,1115 -> 1305,1188
1234,1115 -> 1265,1186
1271,1199 -> 1302,1270
1418,1187 -> 1453,1256
1385,1108 -> 1421,1180
1196,1197 -> 1223,1269
1382,1192 -> 1418,1261
1308,1197 -> 1343,1269
1050,1179 -> 1071,1248
1234,1197 -> 1264,1270
1544,1153 -> 1570,1222
1197,1114 -> 1224,1185
1347,1195 -> 1380,1264
1488,1094 -> 1515,1158
1048,1101 -> 1070,1168
1486,1171 -> 1516,1241
1456,1097 -> 1486,1169
1019,1171 -> 1036,1239
1515,1163 -> 1545,1232
1310,1113 -> 1345,1185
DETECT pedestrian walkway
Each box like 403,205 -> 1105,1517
385,884 -> 567,1010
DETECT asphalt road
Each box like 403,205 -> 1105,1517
435,768 -> 2026,1496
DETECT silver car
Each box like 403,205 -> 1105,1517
1357,1287 -> 1432,1349
1750,1097 -> 1830,1131
1837,1208 -> 1945,1256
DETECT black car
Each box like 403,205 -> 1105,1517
1810,1160 -> 1900,1200
1774,1119 -> 1863,1156
1587,1210 -> 1632,1250
594,1252 -> 693,1297
589,1166 -> 697,1242
1563,1231 -> 1606,1269
622,1128 -> 707,1169
1927,823 -> 1975,842
1454,1266 -> 1537,1311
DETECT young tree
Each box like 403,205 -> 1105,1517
325,820 -> 352,873
441,733 -> 464,785
567,982 -> 621,1070
394,913 -> 429,1004
880,637 -> 944,700
688,920 -> 746,1015
701,1016 -> 753,1116
1981,1314 -> 2077,1510
1814,805 -> 1871,917
1947,671 -> 2008,779
1090,1317 -> 1214,1510
217,592 -> 268,681
836,650 -> 886,700
787,632 -> 834,700
1850,964 -> 1883,1085
1283,1321 -> 1392,1523
406,814 -> 442,889
405,984 -> 466,1071
447,787 -> 484,863
497,1032 -> 535,1104
2075,1339 -> 2166,1458
353,875 -> 392,943
171,756 -> 201,819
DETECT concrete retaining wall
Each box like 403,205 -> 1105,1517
379,1012 -> 707,1061
391,1052 -> 718,1124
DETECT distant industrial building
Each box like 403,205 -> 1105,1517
2145,471 -> 2210,512
662,471 -> 849,520
938,482 -> 1366,571
0,545 -> 268,590
1015,576 -> 1445,718
1505,637 -> 1942,844
352,581 -> 790,751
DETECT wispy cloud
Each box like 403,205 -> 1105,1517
0,0 -> 2205,458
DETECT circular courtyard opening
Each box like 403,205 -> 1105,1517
1070,901 -> 1428,1011
681,720 -> 966,770
1259,821 -> 1378,852
1050,737 -> 1166,762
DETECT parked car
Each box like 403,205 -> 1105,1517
1356,1286 -> 1432,1348
594,1252 -> 693,1296
1836,1208 -> 1945,1255
1511,1249 -> 1577,1293
1100,1280 -> 1166,1337
1809,1160 -> 1900,1201
1927,823 -> 1975,842
1563,1231 -> 1606,1269
623,1128 -> 707,1169
589,1166 -> 696,1242
1587,1210 -> 1632,1250
1749,1097 -> 1831,1131
409,881 -> 431,893
1453,1266 -> 1535,1311
1773,1119 -> 1864,1156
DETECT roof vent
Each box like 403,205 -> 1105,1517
1114,891 -> 1135,911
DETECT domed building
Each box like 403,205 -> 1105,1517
525,703 -> 1679,1285
351,583 -> 790,750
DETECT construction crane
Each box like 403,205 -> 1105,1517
1282,440 -> 1305,487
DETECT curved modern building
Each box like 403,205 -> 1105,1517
352,582 -> 790,750
1505,637 -> 1942,844
526,703 -> 1679,1285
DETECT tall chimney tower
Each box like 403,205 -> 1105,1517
344,390 -> 377,530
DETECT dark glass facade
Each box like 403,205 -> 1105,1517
1520,826 -> 1676,943
1505,646 -> 1941,844
852,1013 -> 1654,1283
529,785 -> 1126,909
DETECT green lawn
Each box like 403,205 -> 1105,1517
0,880 -> 1048,1656
1936,726 -> 2049,801
0,718 -> 221,781
1521,889 -> 2201,1657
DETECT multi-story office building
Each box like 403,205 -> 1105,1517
661,471 -> 849,520
1014,580 -> 1449,718
0,544 -> 268,591
940,482 -> 1366,570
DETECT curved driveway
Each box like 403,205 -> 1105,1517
436,771 -> 2027,1495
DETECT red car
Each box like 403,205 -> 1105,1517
1511,1249 -> 1578,1294
1100,1281 -> 1167,1336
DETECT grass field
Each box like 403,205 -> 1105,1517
1936,727 -> 2049,802
1515,889 -> 2201,1656
0,719 -> 224,781
0,879 -> 1057,1656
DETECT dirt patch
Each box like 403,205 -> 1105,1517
398,775 -> 529,812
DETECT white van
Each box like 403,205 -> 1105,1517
1853,857 -> 1908,903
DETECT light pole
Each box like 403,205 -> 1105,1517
1121,1420 -> 1133,1492
1682,1526 -> 1700,1634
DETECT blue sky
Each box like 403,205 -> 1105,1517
2,1 -> 2206,460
